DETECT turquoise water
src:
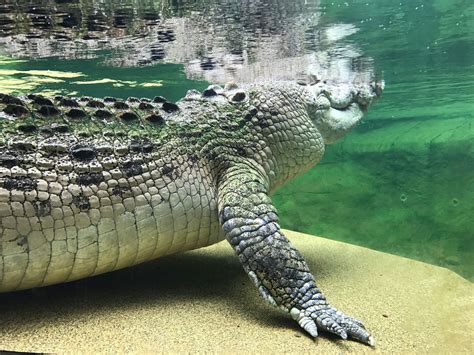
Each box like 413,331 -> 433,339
275,0 -> 474,279
0,0 -> 472,279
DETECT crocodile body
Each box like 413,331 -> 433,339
0,79 -> 382,345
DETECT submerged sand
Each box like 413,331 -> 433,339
0,230 -> 472,353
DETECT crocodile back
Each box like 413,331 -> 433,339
0,93 -> 228,292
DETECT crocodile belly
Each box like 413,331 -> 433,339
0,166 -> 222,293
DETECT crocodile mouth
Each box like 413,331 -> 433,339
310,80 -> 384,144
315,80 -> 384,113
313,95 -> 365,128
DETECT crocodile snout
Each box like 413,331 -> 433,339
307,78 -> 384,145
315,79 -> 384,112
355,80 -> 385,108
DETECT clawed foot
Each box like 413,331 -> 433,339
290,304 -> 375,346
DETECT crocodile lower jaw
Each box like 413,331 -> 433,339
314,103 -> 364,144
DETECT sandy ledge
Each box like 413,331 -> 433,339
0,230 -> 472,354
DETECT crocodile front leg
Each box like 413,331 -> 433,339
217,164 -> 374,346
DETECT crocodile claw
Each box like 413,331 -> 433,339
291,306 -> 375,346
297,315 -> 319,337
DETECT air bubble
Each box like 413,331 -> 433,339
400,194 -> 407,202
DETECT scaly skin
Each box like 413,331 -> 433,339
0,79 -> 382,345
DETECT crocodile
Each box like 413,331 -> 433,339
0,78 -> 383,345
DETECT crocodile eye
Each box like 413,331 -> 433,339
308,74 -> 320,85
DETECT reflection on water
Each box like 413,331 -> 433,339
0,68 -> 83,78
0,0 -> 377,84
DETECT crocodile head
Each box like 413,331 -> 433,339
305,79 -> 384,144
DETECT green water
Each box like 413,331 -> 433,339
0,0 -> 472,279
274,0 -> 474,280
